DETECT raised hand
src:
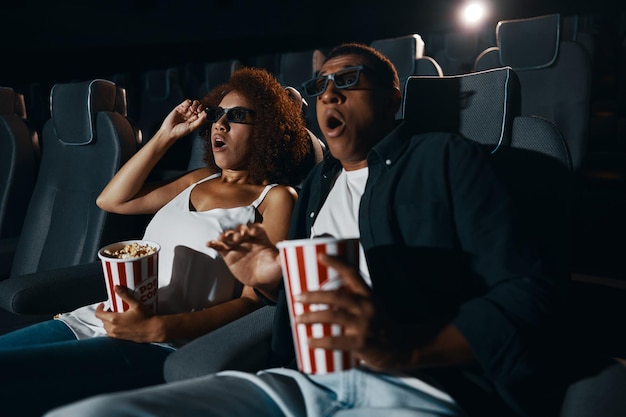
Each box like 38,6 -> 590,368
207,223 -> 283,301
159,99 -> 207,140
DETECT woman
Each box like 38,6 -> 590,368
0,67 -> 311,417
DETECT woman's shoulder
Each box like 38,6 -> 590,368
183,167 -> 220,184
260,184 -> 298,208
266,184 -> 298,200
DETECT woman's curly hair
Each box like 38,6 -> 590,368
199,67 -> 311,185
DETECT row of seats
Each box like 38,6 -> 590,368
104,15 -> 601,172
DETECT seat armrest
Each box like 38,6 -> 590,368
0,261 -> 106,315
164,305 -> 276,382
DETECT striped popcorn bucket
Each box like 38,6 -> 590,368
98,240 -> 160,313
277,237 -> 360,374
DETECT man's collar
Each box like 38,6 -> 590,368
369,120 -> 408,165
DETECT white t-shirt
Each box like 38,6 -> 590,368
310,167 -> 371,286
57,173 -> 276,348
307,167 -> 456,405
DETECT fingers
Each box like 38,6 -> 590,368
306,334 -> 360,351
318,253 -> 370,295
177,99 -> 206,124
296,304 -> 362,327
95,302 -> 114,322
114,285 -> 139,309
206,229 -> 243,251
179,99 -> 203,112
296,290 -> 375,325
206,223 -> 266,249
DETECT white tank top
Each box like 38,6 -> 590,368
58,174 -> 277,348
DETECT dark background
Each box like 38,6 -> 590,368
1,0 -> 622,86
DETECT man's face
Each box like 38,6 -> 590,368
315,54 -> 397,170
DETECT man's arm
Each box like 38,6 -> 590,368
296,254 -> 478,372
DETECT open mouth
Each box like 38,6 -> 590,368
327,116 -> 343,130
214,138 -> 226,148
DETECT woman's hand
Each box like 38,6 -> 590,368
95,286 -> 165,343
159,99 -> 207,141
207,223 -> 283,301
96,98 -> 210,214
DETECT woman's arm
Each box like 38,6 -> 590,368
96,99 -> 210,215
96,185 -> 298,342
96,285 -> 263,342
258,185 -> 299,245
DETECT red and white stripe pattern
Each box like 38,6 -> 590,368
278,238 -> 360,374
100,253 -> 158,313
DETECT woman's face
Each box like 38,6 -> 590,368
210,91 -> 256,171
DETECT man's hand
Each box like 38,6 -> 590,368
207,223 -> 283,301
96,286 -> 164,343
296,254 -> 476,371
295,254 -> 423,371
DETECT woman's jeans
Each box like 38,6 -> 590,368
0,319 -> 172,417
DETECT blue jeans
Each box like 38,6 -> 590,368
0,320 -> 172,417
45,367 -> 468,417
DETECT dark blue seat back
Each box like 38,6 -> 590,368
10,79 -> 138,276
474,13 -> 592,170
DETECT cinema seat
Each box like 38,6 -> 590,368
0,79 -> 140,333
474,13 -> 592,170
0,87 -> 38,243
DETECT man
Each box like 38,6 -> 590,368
47,43 -> 565,417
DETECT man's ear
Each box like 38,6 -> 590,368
388,87 -> 402,118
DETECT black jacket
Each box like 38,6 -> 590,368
271,122 -> 565,416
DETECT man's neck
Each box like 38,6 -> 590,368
341,159 -> 368,171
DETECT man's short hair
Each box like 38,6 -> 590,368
323,43 -> 400,91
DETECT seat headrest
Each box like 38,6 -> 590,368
143,68 -> 177,101
402,67 -> 521,151
13,93 -> 27,119
0,86 -> 16,115
114,86 -> 128,117
371,34 -> 425,79
205,60 -> 242,90
280,49 -> 325,88
443,32 -> 481,62
285,86 -> 308,113
50,79 -> 117,145
496,14 -> 560,70
415,56 -> 443,76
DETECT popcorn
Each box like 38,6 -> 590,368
102,242 -> 157,259
98,240 -> 160,313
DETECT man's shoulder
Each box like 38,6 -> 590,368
403,131 -> 484,159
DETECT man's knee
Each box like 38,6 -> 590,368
43,394 -> 115,417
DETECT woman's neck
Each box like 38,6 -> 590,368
219,169 -> 255,184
